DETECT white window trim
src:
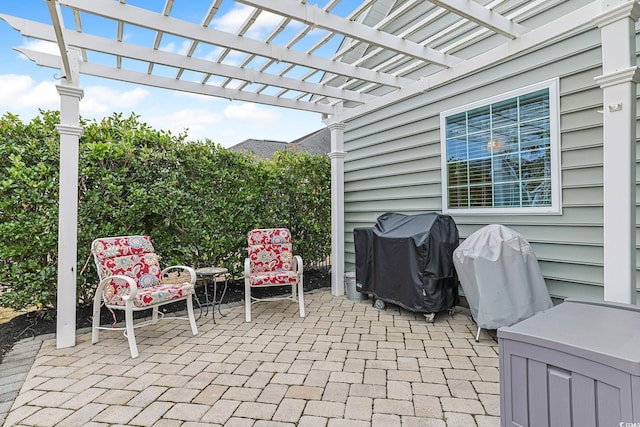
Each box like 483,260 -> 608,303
439,78 -> 562,215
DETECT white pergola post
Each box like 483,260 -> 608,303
55,49 -> 84,349
594,0 -> 640,305
328,122 -> 346,296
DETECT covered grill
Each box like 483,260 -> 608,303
452,224 -> 553,341
354,212 -> 460,320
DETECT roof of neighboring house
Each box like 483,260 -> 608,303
228,139 -> 290,158
229,127 -> 329,158
290,128 -> 330,156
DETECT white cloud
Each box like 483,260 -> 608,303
224,103 -> 281,127
197,46 -> 224,62
159,40 -> 192,55
212,5 -> 255,33
219,51 -> 250,67
19,39 -> 60,56
0,74 -> 58,111
159,41 -> 178,54
211,5 -> 284,39
254,12 -> 288,33
145,109 -> 222,142
80,86 -> 150,115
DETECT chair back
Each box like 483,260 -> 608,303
92,236 -> 162,294
247,228 -> 294,274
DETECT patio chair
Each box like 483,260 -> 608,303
244,228 -> 305,322
91,235 -> 198,358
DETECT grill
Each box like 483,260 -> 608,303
354,212 -> 459,321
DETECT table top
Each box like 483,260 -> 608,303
196,267 -> 228,276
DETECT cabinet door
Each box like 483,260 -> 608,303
500,339 -> 634,427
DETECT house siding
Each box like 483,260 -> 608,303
342,22 -> 633,301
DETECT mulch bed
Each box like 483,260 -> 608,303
0,269 -> 331,364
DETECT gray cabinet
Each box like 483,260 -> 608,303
498,300 -> 640,426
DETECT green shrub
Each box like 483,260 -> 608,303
0,111 -> 331,311
0,111 -> 61,310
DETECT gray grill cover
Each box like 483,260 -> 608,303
354,212 -> 459,313
453,224 -> 552,329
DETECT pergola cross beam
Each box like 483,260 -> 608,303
58,0 -> 411,90
429,0 -> 529,39
16,47 -> 335,114
237,0 -> 463,68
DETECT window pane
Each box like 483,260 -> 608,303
522,179 -> 552,206
492,99 -> 518,129
493,153 -> 520,183
447,138 -> 468,161
521,118 -> 550,149
492,126 -> 518,152
521,148 -> 550,181
448,186 -> 468,208
468,159 -> 491,184
468,106 -> 490,133
468,131 -> 491,159
446,113 -> 467,139
494,182 -> 521,206
448,162 -> 467,186
519,89 -> 549,121
469,185 -> 492,207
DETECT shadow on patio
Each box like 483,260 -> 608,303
2,288 -> 500,427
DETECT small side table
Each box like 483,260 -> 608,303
195,267 -> 229,323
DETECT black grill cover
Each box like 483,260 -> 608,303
354,212 -> 460,313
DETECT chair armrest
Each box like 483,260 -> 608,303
162,265 -> 197,284
244,258 -> 251,277
293,255 -> 303,275
97,274 -> 138,301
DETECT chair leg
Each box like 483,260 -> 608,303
125,307 -> 139,358
152,306 -> 159,324
245,278 -> 252,322
91,292 -> 102,345
297,279 -> 305,318
186,296 -> 198,335
291,282 -> 297,300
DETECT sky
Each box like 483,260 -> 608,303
0,1 -> 330,148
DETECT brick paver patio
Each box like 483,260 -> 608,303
1,288 -> 500,426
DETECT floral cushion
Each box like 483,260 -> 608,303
249,271 -> 299,286
247,228 -> 299,286
248,228 -> 292,246
92,235 -> 194,306
105,282 -> 194,308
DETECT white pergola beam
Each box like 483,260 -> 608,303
238,0 -> 462,68
327,0 -> 601,124
1,16 -> 370,105
429,0 -> 529,39
58,0 -> 411,89
45,0 -> 72,82
16,48 -> 334,115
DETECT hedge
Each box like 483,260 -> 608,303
0,111 -> 331,311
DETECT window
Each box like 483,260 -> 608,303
440,79 -> 561,215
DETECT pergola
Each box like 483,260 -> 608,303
1,0 -> 638,349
